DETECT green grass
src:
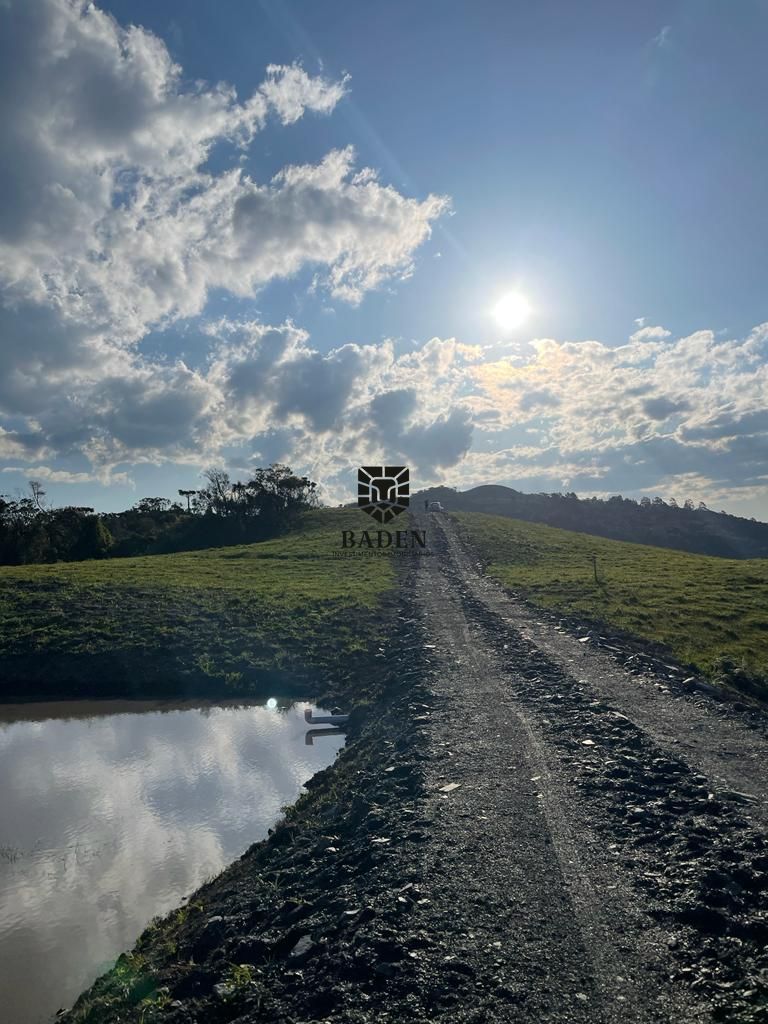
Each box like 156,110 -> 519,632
455,512 -> 768,690
0,509 -> 394,700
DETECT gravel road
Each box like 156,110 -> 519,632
411,512 -> 768,1023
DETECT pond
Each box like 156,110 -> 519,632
0,698 -> 345,1024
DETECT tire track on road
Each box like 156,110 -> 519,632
415,512 -> 768,1023
413,514 -> 704,1022
441,514 -> 768,818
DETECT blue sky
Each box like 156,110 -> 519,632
1,0 -> 766,517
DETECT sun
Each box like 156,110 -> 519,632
492,291 -> 532,330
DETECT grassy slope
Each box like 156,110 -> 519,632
0,509 -> 393,700
455,512 -> 768,685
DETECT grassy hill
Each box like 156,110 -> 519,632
0,509 -> 393,702
416,484 -> 768,559
455,512 -> 768,695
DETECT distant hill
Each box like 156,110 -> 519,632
414,484 -> 768,559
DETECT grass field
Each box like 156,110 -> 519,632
0,509 -> 394,701
455,512 -> 768,691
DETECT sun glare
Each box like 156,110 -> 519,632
492,291 -> 532,330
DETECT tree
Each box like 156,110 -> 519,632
29,479 -> 47,511
23,521 -> 49,563
72,516 -> 114,560
246,464 -> 318,530
192,464 -> 318,538
133,497 -> 172,514
178,489 -> 197,512
197,469 -> 233,516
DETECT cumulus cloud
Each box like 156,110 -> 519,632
460,322 -> 768,507
209,319 -> 385,437
228,148 -> 448,305
395,408 -> 474,470
369,389 -> 419,432
0,465 -> 128,486
0,0 -> 447,480
518,387 -> 561,413
642,396 -> 691,420
469,324 -> 768,445
204,318 -> 764,508
629,325 -> 672,344
0,1 -> 351,313
362,387 -> 472,470
211,321 -> 474,468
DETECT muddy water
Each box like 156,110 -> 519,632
0,699 -> 345,1024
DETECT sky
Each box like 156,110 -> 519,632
1,0 -> 767,517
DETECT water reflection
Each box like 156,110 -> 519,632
305,727 -> 347,745
0,700 -> 344,1024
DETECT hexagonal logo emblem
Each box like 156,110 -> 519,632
358,466 -> 410,524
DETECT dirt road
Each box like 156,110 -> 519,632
64,513 -> 768,1024
411,512 -> 768,1022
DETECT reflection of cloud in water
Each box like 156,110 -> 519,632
0,703 -> 343,1024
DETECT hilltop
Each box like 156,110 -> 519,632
416,484 -> 768,559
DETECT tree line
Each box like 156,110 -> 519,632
420,485 -> 768,559
0,464 -> 318,565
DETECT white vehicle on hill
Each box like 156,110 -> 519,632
428,500 -> 445,512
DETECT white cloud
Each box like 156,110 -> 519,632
462,322 -> 768,506
0,0 -> 447,474
0,465 -> 129,486
0,2 -> 350,310
259,62 -> 350,124
217,146 -> 448,306
470,323 -> 768,446
629,325 -> 671,344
